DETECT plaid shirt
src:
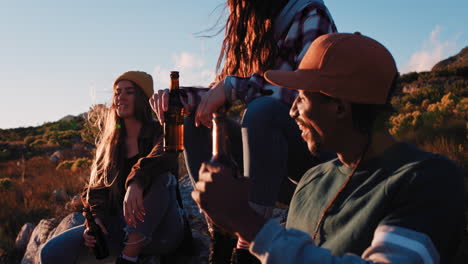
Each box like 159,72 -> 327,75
226,4 -> 337,105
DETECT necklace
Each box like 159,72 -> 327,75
312,139 -> 371,240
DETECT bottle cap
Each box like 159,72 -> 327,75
170,71 -> 179,78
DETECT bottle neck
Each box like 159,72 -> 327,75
84,209 -> 95,223
170,79 -> 179,91
212,113 -> 230,161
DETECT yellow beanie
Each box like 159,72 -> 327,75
114,71 -> 154,98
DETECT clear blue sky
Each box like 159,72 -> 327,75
0,0 -> 466,129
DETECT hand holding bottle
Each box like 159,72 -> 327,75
83,217 -> 108,249
192,162 -> 265,242
149,82 -> 218,128
149,88 -> 196,124
83,208 -> 109,259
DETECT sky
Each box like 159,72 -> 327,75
0,0 -> 466,129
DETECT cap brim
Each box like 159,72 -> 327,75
265,69 -> 324,92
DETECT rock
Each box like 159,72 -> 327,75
21,218 -> 58,264
178,174 -> 210,263
15,223 -> 35,252
49,151 -> 63,164
21,213 -> 85,264
52,189 -> 68,202
20,175 -> 210,264
65,194 -> 84,212
47,212 -> 84,240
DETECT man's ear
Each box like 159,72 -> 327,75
335,99 -> 351,119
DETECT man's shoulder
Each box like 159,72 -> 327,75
390,142 -> 459,174
384,142 -> 463,194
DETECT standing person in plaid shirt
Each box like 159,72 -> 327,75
151,1 -> 336,263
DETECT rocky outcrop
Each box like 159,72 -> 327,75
21,213 -> 85,264
178,174 -> 210,263
432,46 -> 468,71
52,188 -> 68,202
21,218 -> 59,264
15,223 -> 35,252
49,150 -> 63,164
19,174 -> 210,264
46,212 -> 85,241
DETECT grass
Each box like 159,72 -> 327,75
0,156 -> 88,262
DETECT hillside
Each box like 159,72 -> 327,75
433,46 -> 468,71
391,47 -> 467,168
0,48 -> 467,262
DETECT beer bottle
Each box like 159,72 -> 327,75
83,207 -> 109,260
209,108 -> 241,179
164,71 -> 185,152
206,109 -> 241,264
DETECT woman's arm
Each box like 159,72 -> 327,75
123,135 -> 179,226
193,6 -> 336,127
225,5 -> 337,105
124,138 -> 178,191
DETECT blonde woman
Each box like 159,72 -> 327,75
40,71 -> 186,264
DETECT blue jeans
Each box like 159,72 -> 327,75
40,173 -> 185,263
184,96 -> 327,207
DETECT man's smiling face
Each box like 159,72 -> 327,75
290,90 -> 338,155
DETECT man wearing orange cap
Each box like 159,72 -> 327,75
192,33 -> 464,263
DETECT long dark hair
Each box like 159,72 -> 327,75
88,82 -> 153,189
216,0 -> 288,81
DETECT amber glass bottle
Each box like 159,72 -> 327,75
83,207 -> 109,260
209,109 -> 241,179
164,71 -> 185,152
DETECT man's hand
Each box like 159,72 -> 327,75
149,89 -> 197,124
195,81 -> 226,128
123,183 -> 145,228
83,218 -> 107,249
191,162 -> 267,242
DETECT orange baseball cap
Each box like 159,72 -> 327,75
265,32 -> 397,104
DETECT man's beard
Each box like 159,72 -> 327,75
296,118 -> 322,156
307,128 -> 322,156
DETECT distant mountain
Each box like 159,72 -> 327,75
399,47 -> 468,93
432,46 -> 468,71
58,115 -> 76,122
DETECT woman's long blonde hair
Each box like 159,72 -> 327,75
87,82 -> 153,190
215,0 -> 288,81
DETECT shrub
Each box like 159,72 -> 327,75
0,178 -> 13,190
399,71 -> 419,84
0,149 -> 11,160
419,137 -> 465,168
23,135 -> 39,146
48,120 -> 80,132
56,160 -> 74,170
30,139 -> 47,149
71,158 -> 92,172
81,104 -> 108,145
44,130 -> 81,148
